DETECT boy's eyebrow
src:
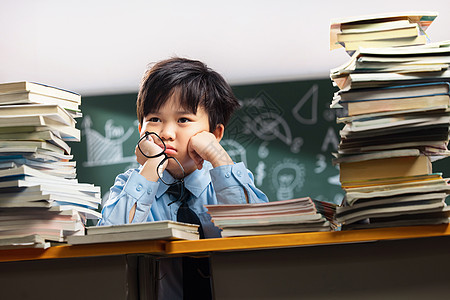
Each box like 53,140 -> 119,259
174,109 -> 195,115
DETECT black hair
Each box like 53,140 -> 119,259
137,57 -> 240,131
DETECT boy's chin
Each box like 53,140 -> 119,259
166,159 -> 196,179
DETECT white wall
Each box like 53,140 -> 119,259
1,0 -> 449,96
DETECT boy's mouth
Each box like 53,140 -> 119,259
164,145 -> 177,155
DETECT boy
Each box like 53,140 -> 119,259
98,57 -> 268,299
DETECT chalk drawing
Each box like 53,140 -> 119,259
333,193 -> 345,205
254,161 -> 267,187
314,154 -> 327,174
328,173 -> 341,186
220,139 -> 247,166
258,141 -> 270,159
82,116 -> 137,167
292,84 -> 318,125
321,127 -> 339,153
271,159 -> 305,200
246,112 -> 293,145
290,137 -> 303,153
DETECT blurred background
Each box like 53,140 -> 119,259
1,0 -> 449,204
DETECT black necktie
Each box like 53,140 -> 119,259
166,182 -> 212,299
166,182 -> 204,239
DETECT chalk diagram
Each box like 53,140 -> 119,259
243,112 -> 304,154
254,161 -> 267,187
292,84 -> 318,125
246,112 -> 292,145
82,116 -> 137,167
271,159 -> 305,201
220,139 -> 247,166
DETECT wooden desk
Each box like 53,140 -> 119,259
1,224 -> 450,299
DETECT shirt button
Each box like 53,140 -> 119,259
136,184 -> 143,191
225,172 -> 231,178
147,188 -> 152,194
236,170 -> 242,177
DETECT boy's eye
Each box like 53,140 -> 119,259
149,117 -> 160,122
178,118 -> 190,123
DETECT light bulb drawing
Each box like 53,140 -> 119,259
271,159 -> 305,200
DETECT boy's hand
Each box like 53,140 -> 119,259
135,134 -> 167,182
135,133 -> 164,166
188,131 -> 233,170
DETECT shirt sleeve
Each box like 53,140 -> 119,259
97,169 -> 160,226
209,162 -> 269,205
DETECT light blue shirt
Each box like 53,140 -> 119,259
98,161 -> 269,238
97,161 -> 268,299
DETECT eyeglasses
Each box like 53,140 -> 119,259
137,131 -> 186,188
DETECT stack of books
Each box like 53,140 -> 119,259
330,12 -> 437,53
67,221 -> 199,245
0,81 -> 101,248
330,13 -> 450,230
205,198 -> 331,237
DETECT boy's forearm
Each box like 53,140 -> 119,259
204,141 -> 234,168
139,157 -> 164,182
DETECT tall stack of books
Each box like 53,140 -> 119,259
0,81 -> 101,249
206,198 -> 331,237
330,12 -> 437,53
329,12 -> 450,230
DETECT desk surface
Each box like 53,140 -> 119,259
1,224 -> 450,263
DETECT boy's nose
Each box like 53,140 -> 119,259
159,124 -> 175,141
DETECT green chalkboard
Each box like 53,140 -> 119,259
70,78 -> 349,207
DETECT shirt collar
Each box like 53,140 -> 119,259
155,161 -> 212,198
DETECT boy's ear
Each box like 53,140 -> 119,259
212,124 -> 225,142
138,123 -> 142,133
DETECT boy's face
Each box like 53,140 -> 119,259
139,93 -> 219,177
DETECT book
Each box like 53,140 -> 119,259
0,116 -> 80,141
358,42 -> 450,55
0,219 -> 84,232
0,158 -> 76,179
0,227 -> 82,242
0,148 -> 74,161
0,104 -> 76,127
0,234 -> 50,250
0,130 -> 72,155
50,205 -> 102,219
0,91 -> 80,112
87,220 -> 199,235
336,197 -> 446,225
205,198 -> 318,217
330,11 -> 437,51
0,82 -> 81,103
211,213 -> 326,227
335,82 -> 450,103
343,36 -> 428,51
0,178 -> 100,194
206,198 -> 331,236
0,183 -> 100,199
68,221 -> 200,244
220,223 -> 331,237
345,182 -> 450,205
342,207 -> 450,230
339,155 -> 432,183
333,70 -> 450,90
343,174 -> 446,192
0,192 -> 99,209
0,165 -> 76,181
337,24 -> 421,43
333,148 -> 421,164
340,19 -> 417,33
345,94 -> 450,116
0,140 -> 67,155
341,114 -> 450,133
